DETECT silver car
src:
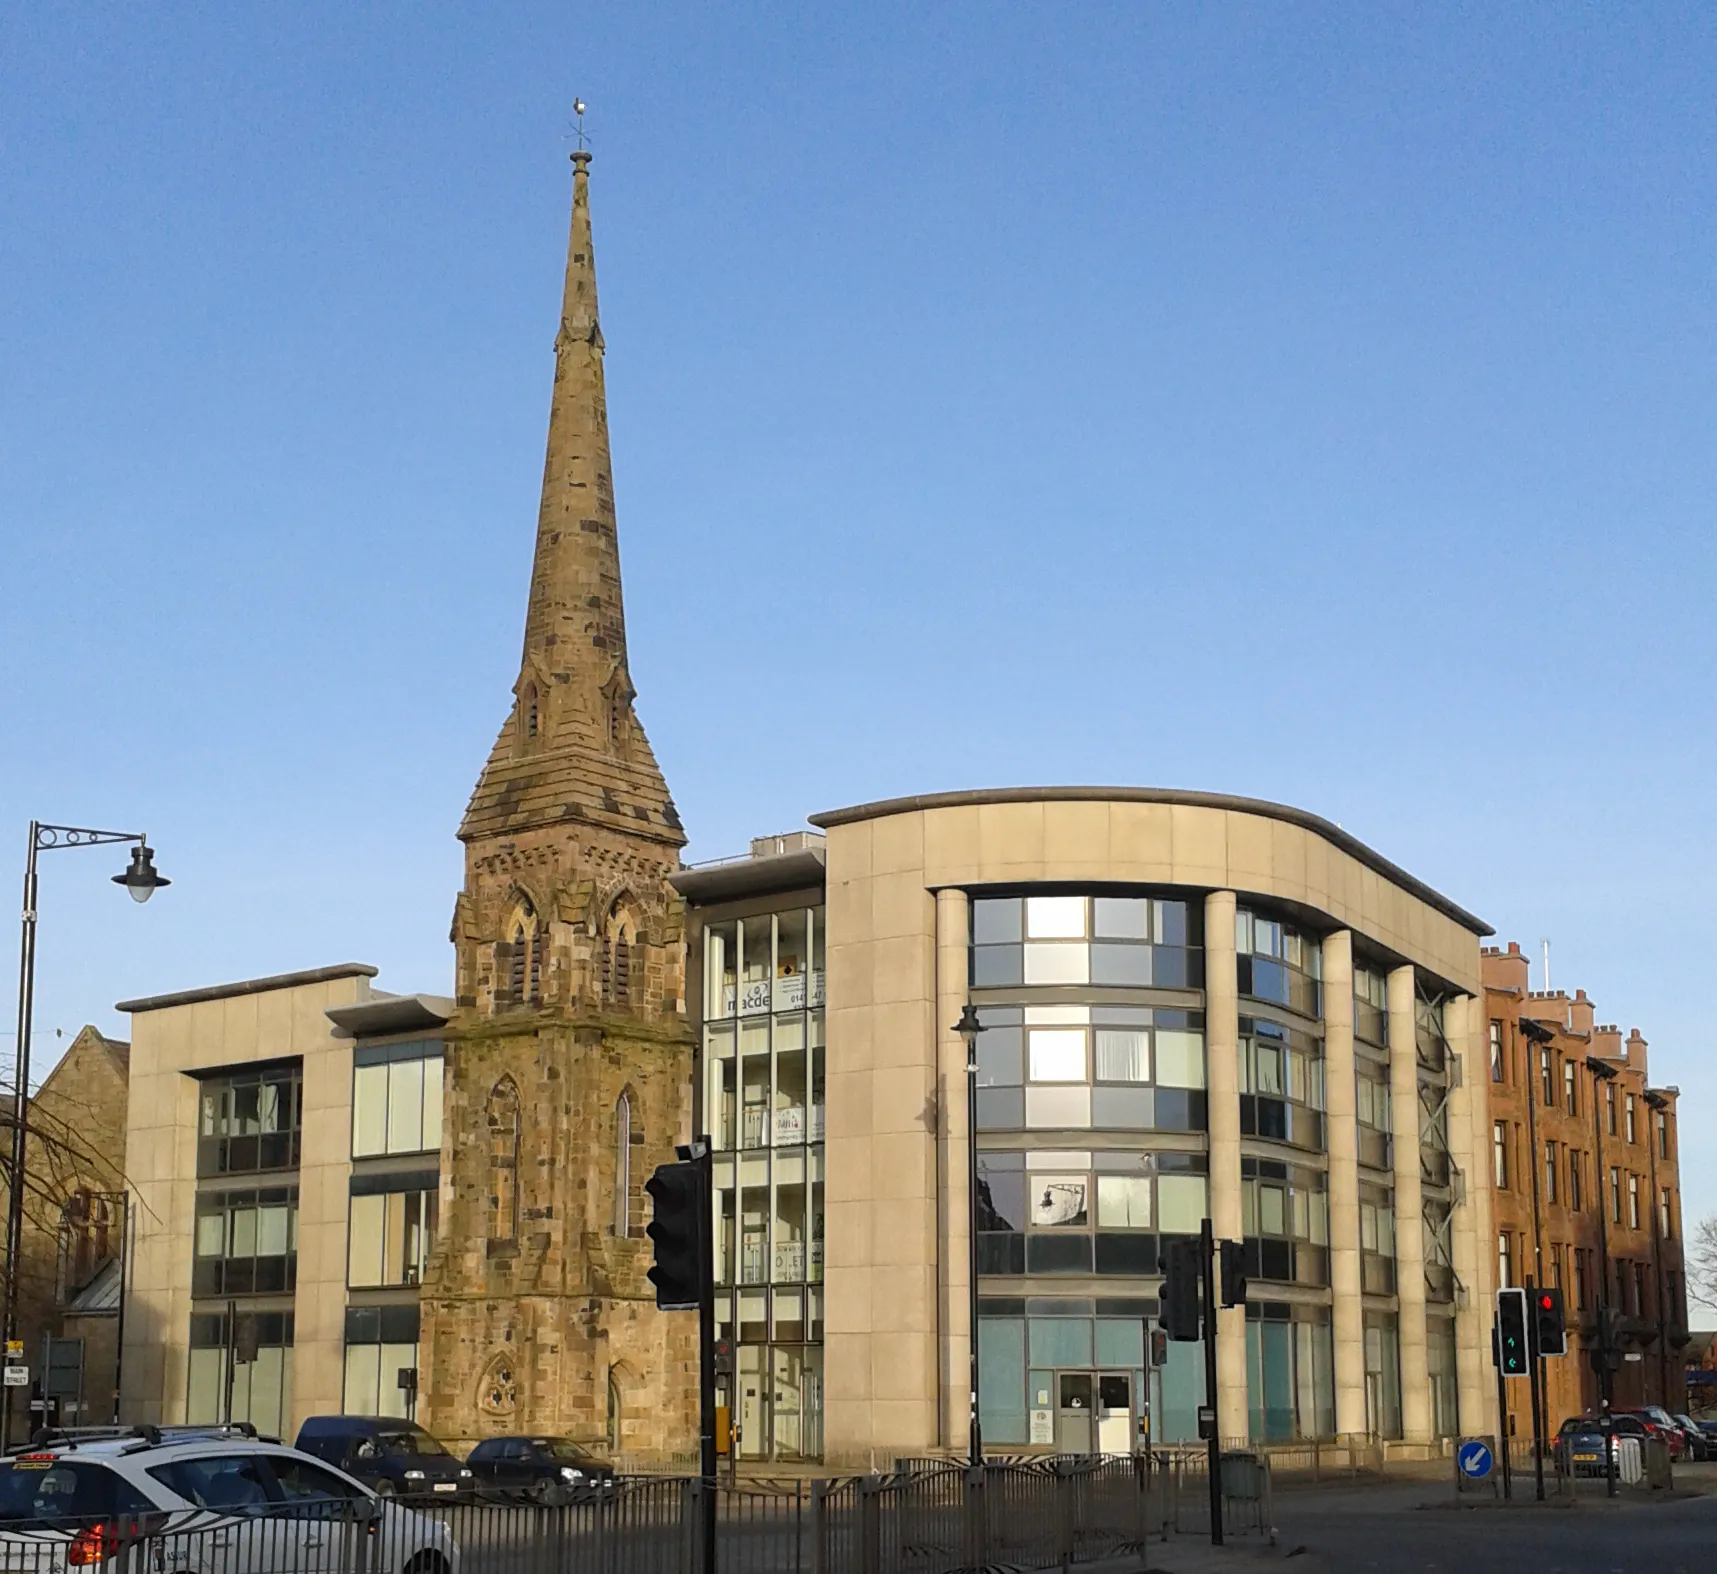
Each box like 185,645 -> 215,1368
0,1425 -> 459,1574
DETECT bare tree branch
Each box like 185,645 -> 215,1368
1689,1215 -> 1717,1314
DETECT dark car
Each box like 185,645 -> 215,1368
1556,1414 -> 1649,1476
1615,1406 -> 1684,1461
1556,1416 -> 1610,1476
295,1416 -> 473,1500
465,1437 -> 616,1503
1672,1415 -> 1711,1461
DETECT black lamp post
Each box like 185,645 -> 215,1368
954,1002 -> 985,1466
1642,1090 -> 1671,1411
4,823 -> 167,1445
1586,1052 -> 1619,1496
1518,1015 -> 1555,1499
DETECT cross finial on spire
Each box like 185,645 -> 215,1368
570,97 -> 589,152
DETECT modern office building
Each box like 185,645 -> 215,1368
116,964 -> 450,1437
1483,943 -> 1687,1431
676,790 -> 1500,1465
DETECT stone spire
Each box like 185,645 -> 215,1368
459,152 -> 683,850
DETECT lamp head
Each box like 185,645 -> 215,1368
114,842 -> 170,904
953,1003 -> 983,1045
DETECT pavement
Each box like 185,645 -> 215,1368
1116,1461 -> 1717,1574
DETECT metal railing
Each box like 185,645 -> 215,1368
0,1454 -> 1274,1574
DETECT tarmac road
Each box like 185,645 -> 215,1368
1264,1467 -> 1717,1574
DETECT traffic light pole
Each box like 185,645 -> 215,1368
1200,1218 -> 1222,1548
1525,1278 -> 1545,1501
1588,1057 -> 1617,1499
694,1137 -> 717,1574
1492,1322 -> 1512,1501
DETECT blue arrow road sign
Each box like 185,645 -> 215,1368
1457,1439 -> 1493,1479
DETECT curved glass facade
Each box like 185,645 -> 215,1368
970,888 -> 1341,1445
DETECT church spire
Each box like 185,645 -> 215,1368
522,150 -> 625,681
459,152 -> 683,850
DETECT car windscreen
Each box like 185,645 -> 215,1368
379,1430 -> 448,1458
0,1459 -> 154,1526
540,1440 -> 598,1464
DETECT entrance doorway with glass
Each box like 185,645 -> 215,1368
1050,1371 -> 1135,1454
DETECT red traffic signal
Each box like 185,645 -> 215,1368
1532,1286 -> 1566,1358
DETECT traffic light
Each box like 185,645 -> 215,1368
713,1337 -> 734,1375
644,1160 -> 703,1310
1218,1239 -> 1247,1309
1531,1287 -> 1566,1358
1496,1287 -> 1529,1376
1149,1328 -> 1168,1368
1159,1239 -> 1202,1341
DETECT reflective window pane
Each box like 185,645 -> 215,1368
1024,1086 -> 1092,1128
1093,898 -> 1149,939
1028,1029 -> 1085,1082
1094,1030 -> 1148,1083
1030,1176 -> 1089,1227
972,899 -> 1023,945
1155,1031 -> 1206,1089
1026,897 -> 1086,939
1023,943 -> 1089,985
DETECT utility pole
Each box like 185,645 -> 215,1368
1525,1278 -> 1545,1501
1643,1091 -> 1671,1411
1199,1218 -> 1222,1547
646,1137 -> 717,1574
1520,1015 -> 1554,1498
1587,1055 -> 1619,1498
1491,1320 -> 1512,1501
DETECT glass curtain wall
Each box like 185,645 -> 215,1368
970,894 -> 1209,1450
186,1309 -> 294,1437
342,1306 -> 422,1420
1363,1314 -> 1402,1439
191,1066 -> 302,1435
704,906 -> 825,1461
1245,1303 -> 1334,1442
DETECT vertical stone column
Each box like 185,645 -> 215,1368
1203,890 -> 1248,1440
1321,930 -> 1366,1438
935,888 -> 972,1454
1441,993 -> 1489,1436
1388,964 -> 1432,1443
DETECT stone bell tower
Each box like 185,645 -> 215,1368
419,151 -> 695,1457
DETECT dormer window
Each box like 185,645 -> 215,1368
602,671 -> 633,756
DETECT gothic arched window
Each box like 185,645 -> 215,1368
606,1366 -> 623,1451
523,684 -> 539,739
487,1079 -> 520,1242
602,900 -> 637,1008
613,1091 -> 631,1236
504,899 -> 542,1009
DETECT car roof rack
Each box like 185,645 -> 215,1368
14,1421 -> 265,1456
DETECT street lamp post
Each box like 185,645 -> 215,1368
954,1003 -> 985,1467
4,823 -> 167,1445
1643,1090 -> 1670,1411
1586,1053 -> 1619,1497
1519,1015 -> 1555,1501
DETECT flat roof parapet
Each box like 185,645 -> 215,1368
808,785 -> 1490,936
117,962 -> 378,1014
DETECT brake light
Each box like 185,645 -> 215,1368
67,1524 -> 122,1567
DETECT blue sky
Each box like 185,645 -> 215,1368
2,5 -> 1714,1268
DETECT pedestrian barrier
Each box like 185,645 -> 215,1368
0,1453 -> 1272,1574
